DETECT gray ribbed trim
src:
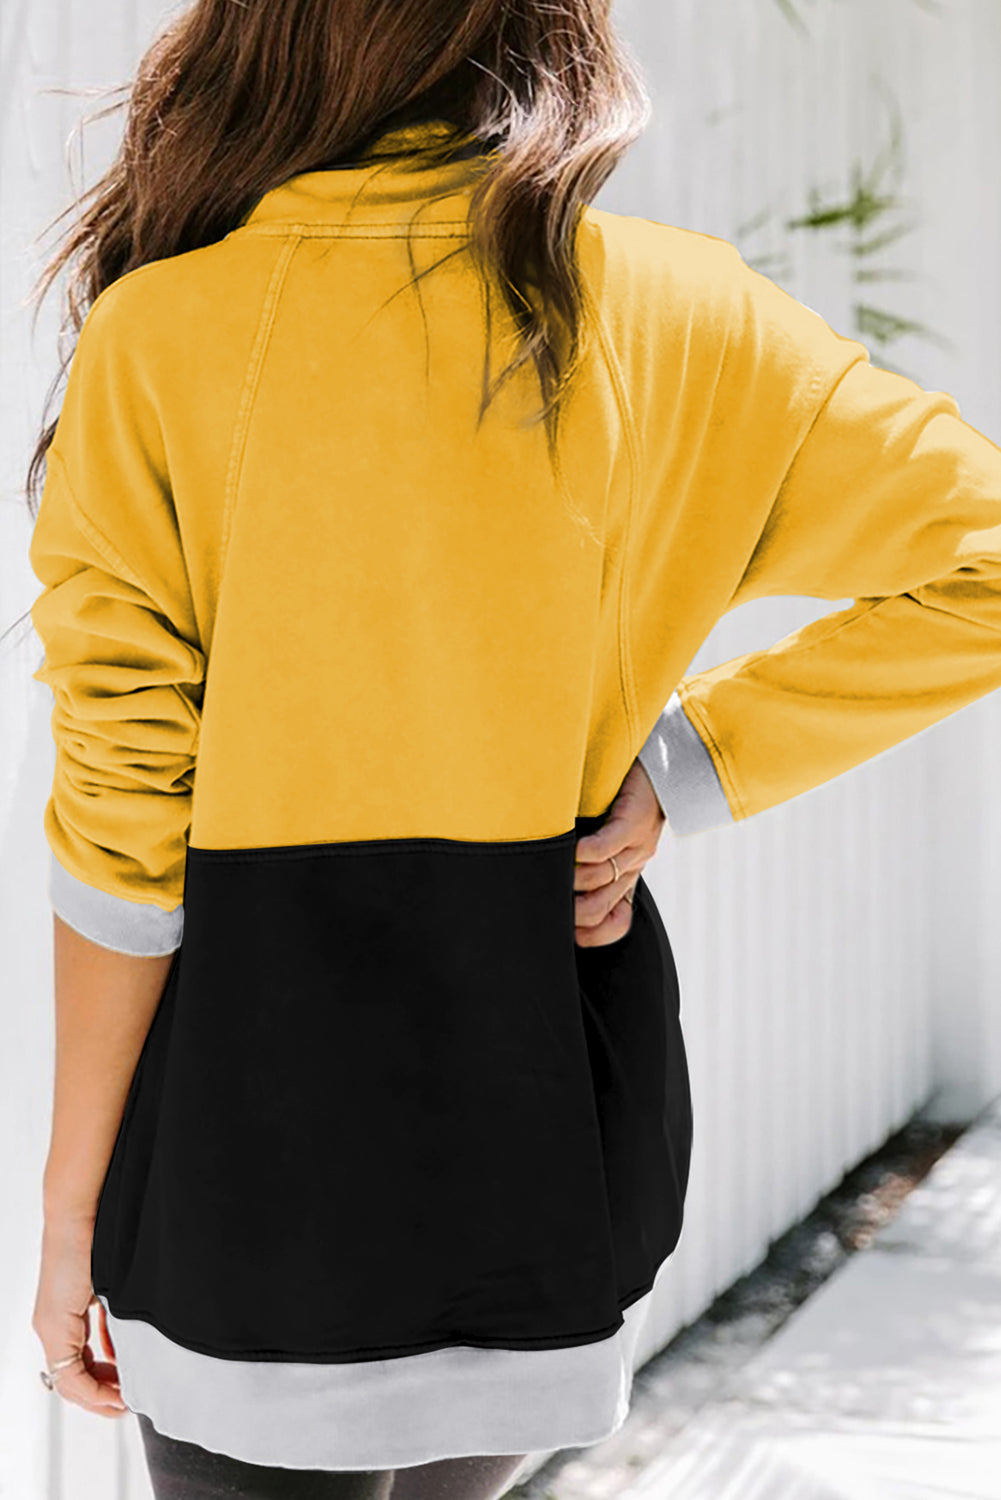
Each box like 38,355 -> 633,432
637,691 -> 736,836
97,1288 -> 655,1471
48,850 -> 183,955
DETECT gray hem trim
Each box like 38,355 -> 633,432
97,1289 -> 654,1470
637,691 -> 736,836
47,850 -> 183,955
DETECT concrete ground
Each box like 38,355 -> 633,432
512,1097 -> 1001,1500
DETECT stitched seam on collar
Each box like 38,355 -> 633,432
233,221 -> 472,239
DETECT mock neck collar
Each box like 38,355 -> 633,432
236,118 -> 493,233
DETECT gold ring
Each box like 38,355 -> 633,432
609,854 -> 620,883
39,1352 -> 84,1390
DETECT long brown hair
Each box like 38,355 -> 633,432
24,0 -> 649,521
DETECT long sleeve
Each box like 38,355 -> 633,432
636,260 -> 1001,834
28,289 -> 205,953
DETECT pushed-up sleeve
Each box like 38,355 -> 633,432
637,249 -> 1001,836
29,289 -> 205,954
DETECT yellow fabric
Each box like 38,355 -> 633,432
28,118 -> 1001,912
30,405 -> 205,914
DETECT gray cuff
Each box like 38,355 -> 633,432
48,849 -> 184,955
637,691 -> 736,836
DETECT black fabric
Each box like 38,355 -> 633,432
92,817 -> 692,1364
136,1413 -> 527,1500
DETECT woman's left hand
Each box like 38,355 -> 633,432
573,759 -> 667,946
32,1214 -> 128,1416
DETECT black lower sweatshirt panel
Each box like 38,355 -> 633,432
91,815 -> 692,1365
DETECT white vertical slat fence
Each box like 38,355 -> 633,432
607,0 -> 1001,1378
2,2 -> 1000,1495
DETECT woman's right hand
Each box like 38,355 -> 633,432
573,760 -> 667,946
32,1213 -> 127,1418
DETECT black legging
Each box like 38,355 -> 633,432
136,1412 -> 529,1500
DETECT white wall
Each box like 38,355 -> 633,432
2,1 -> 999,1494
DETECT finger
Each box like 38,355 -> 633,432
85,1303 -> 122,1390
50,1358 -> 128,1416
575,870 -> 639,929
575,761 -> 654,860
574,810 -> 635,863
574,847 -> 641,893
38,1311 -> 125,1413
575,890 -> 636,947
84,1352 -> 123,1393
95,1298 -> 118,1366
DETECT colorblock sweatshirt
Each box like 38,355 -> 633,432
23,116 -> 1001,1474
